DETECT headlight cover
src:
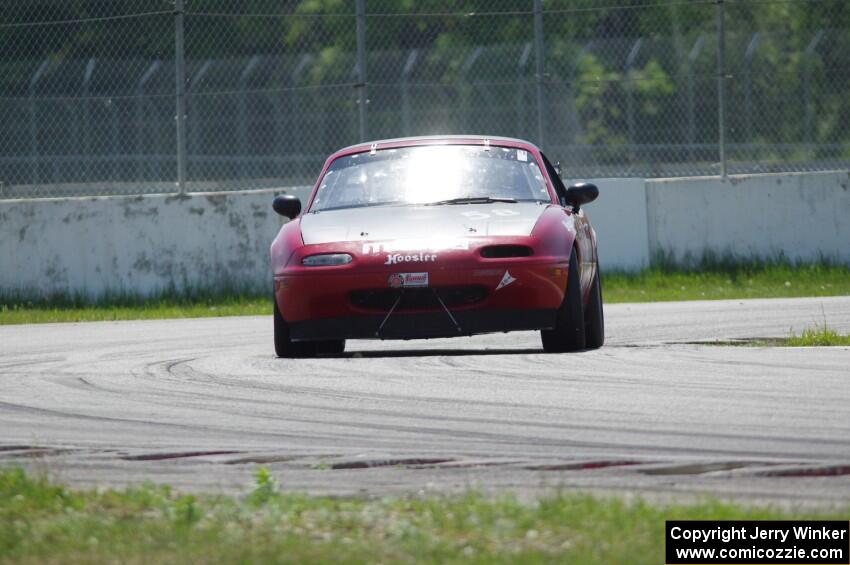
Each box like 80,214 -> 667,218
301,253 -> 353,267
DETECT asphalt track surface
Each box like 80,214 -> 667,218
2,296 -> 849,506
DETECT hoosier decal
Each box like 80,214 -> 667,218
384,252 -> 437,265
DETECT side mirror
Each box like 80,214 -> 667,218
557,182 -> 598,212
272,194 -> 301,219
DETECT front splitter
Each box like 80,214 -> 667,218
289,308 -> 557,341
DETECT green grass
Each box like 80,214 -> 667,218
0,290 -> 269,325
1,467 -> 846,564
2,261 -> 849,325
603,259 -> 850,303
782,324 -> 850,346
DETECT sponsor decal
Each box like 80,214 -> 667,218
385,252 -> 437,265
495,270 -> 517,291
362,238 -> 468,255
388,272 -> 429,288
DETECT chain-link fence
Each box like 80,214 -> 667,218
2,0 -> 849,198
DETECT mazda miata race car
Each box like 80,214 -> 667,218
270,136 -> 603,357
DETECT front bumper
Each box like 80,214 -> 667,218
274,237 -> 569,341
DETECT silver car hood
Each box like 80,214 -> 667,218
300,202 -> 546,245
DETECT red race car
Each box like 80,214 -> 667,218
270,136 -> 603,357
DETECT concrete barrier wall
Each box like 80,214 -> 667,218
647,171 -> 850,264
1,171 -> 847,298
0,187 -> 310,298
571,178 -> 649,271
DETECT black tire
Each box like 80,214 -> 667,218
273,295 -> 317,358
541,249 -> 586,353
584,266 -> 605,349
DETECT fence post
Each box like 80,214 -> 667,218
174,0 -> 188,193
355,0 -> 368,142
716,0 -> 727,179
533,0 -> 545,148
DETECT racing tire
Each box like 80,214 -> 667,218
541,249 -> 586,353
584,267 -> 605,349
274,294 -> 317,358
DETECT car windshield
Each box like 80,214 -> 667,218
310,144 -> 551,212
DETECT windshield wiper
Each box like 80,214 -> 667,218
426,196 -> 518,206
312,200 -> 406,213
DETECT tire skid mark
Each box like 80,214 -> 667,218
525,460 -> 646,471
0,356 -> 66,370
0,445 -> 47,452
116,356 -> 850,450
637,461 -> 783,476
167,357 -> 535,408
160,362 -> 603,412
149,389 -> 850,453
0,447 -> 75,458
24,378 -> 720,456
330,457 -> 455,470
136,405 -> 850,462
8,354 -> 850,462
25,361 -> 217,409
35,370 -> 211,407
0,399 -> 344,444
120,450 -> 240,462
753,465 -> 850,478
166,359 -> 393,405
414,459 -> 528,469
224,455 -> 308,465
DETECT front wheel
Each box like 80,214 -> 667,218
274,294 -> 317,358
541,249 -> 586,353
